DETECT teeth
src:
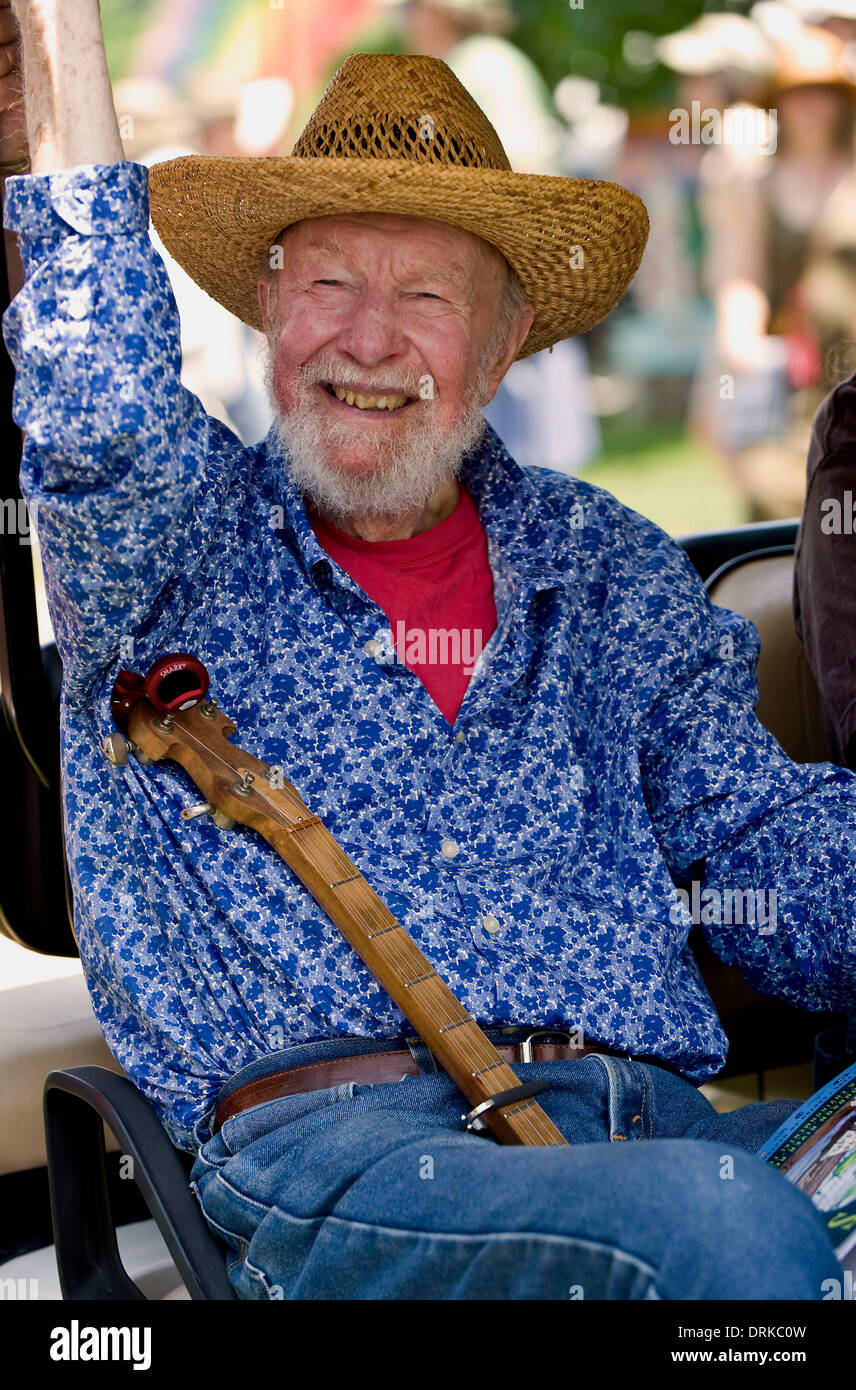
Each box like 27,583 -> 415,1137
331,386 -> 408,410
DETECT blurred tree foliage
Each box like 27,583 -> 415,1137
100,0 -> 154,81
510,0 -> 753,110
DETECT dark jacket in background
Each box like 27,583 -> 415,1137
794,373 -> 856,768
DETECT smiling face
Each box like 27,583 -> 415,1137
257,211 -> 533,523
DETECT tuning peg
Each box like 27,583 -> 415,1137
103,732 -> 156,767
103,732 -> 130,766
179,802 -> 236,831
232,769 -> 255,796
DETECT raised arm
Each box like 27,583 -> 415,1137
1,0 -> 251,699
12,0 -> 122,170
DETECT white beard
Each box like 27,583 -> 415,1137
264,348 -> 487,522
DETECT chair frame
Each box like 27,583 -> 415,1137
43,1066 -> 236,1300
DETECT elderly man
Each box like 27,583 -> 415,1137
1,1 -> 853,1301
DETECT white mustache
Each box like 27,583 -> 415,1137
298,358 -> 426,399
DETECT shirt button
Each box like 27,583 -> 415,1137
363,639 -> 381,658
65,294 -> 90,320
455,730 -> 465,744
439,838 -> 460,859
480,914 -> 501,933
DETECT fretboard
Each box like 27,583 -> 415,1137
259,811 -> 567,1147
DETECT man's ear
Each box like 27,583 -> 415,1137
480,303 -> 535,406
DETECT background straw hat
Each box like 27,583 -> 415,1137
657,13 -> 775,78
149,52 -> 649,358
759,20 -> 856,100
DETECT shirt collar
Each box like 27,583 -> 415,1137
460,423 -> 580,589
263,419 -> 581,592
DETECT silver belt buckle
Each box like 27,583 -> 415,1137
519,1028 -> 574,1063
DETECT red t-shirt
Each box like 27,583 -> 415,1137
309,485 -> 497,723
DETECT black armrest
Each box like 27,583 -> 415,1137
813,1022 -> 856,1092
44,1066 -> 236,1300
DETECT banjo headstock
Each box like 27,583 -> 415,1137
106,654 -> 315,836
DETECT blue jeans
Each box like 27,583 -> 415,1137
189,1032 -> 842,1300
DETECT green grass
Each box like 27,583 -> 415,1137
583,418 -> 749,538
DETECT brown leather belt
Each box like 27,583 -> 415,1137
213,1039 -> 633,1132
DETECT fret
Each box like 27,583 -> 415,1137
329,873 -> 361,888
283,815 -> 323,835
505,1099 -> 537,1116
366,924 -> 401,940
404,971 -> 437,989
472,1060 -> 505,1079
439,1018 -> 470,1034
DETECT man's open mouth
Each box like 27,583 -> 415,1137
323,383 -> 416,411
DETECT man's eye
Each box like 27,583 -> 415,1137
314,279 -> 343,287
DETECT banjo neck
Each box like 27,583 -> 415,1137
125,695 -> 567,1148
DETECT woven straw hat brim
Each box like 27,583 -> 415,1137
148,155 -> 649,358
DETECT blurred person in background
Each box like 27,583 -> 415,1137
693,20 -> 856,520
644,14 -> 774,456
388,0 -> 600,474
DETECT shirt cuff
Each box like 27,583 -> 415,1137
3,161 -> 149,238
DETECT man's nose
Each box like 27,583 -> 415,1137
335,288 -> 406,365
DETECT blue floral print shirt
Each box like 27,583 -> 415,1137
3,163 -> 855,1151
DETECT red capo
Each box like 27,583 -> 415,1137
110,652 -> 210,731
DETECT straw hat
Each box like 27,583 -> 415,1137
148,52 -> 649,358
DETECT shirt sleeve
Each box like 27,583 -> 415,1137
631,517 -> 856,1015
1,161 -> 249,700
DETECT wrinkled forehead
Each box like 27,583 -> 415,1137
277,211 -> 507,283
